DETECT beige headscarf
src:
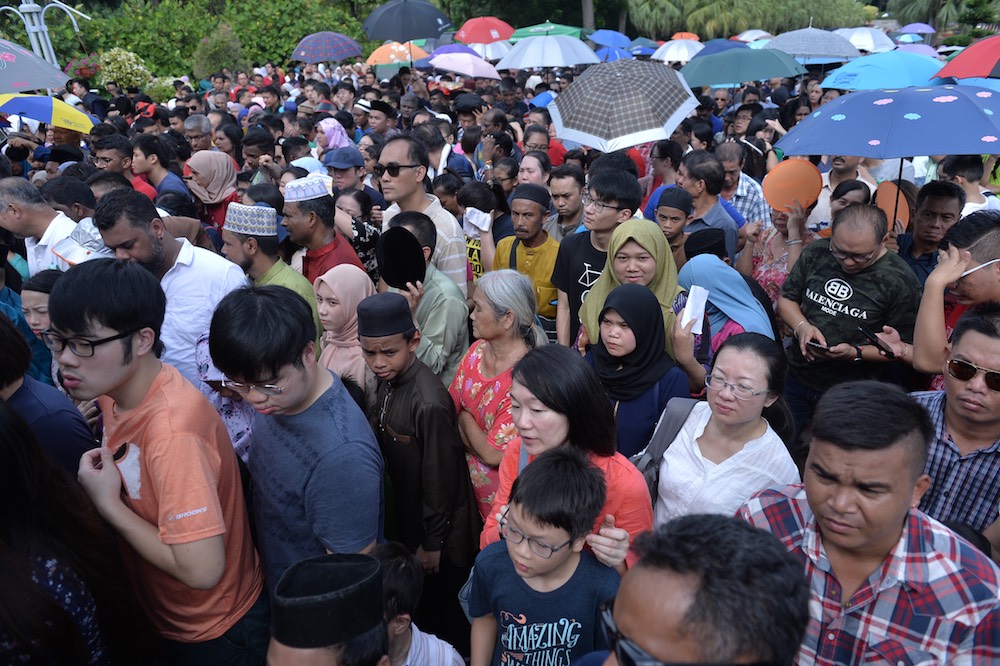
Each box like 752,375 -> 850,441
314,264 -> 377,386
186,151 -> 237,204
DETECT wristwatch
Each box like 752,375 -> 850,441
852,345 -> 864,363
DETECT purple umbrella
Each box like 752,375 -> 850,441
430,43 -> 481,58
897,44 -> 940,58
292,32 -> 362,63
899,22 -> 936,34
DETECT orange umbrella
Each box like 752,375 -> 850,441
671,32 -> 699,41
366,41 -> 430,65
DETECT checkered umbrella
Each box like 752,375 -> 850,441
548,59 -> 698,152
291,32 -> 362,63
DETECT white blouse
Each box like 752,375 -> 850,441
654,402 -> 799,525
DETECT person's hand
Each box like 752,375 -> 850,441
585,515 -> 630,570
370,205 -> 383,226
415,546 -> 441,574
670,312 -> 697,364
926,245 -> 973,290
576,327 -> 590,356
76,399 -> 101,434
822,342 -> 860,362
78,448 -> 122,513
744,220 -> 763,245
400,280 -> 424,315
481,134 -> 496,153
875,325 -> 908,359
765,118 -> 787,136
785,199 -> 807,235
493,503 -> 508,530
258,154 -> 274,169
472,108 -> 483,126
885,228 -> 900,253
796,323 -> 827,361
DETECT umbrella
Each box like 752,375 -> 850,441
366,41 -> 430,65
651,39 -> 704,63
454,16 -> 514,44
0,38 -> 74,92
896,33 -> 924,44
510,21 -> 583,42
691,39 -> 748,59
596,47 -> 634,62
937,45 -> 965,55
736,29 -> 773,42
469,41 -> 511,60
775,85 -> 1000,158
897,44 -> 941,58
0,94 -> 94,132
899,22 -> 936,34
821,51 -> 943,90
834,27 -> 896,54
935,35 -> 1000,80
590,29 -> 631,49
680,48 -> 806,87
748,38 -> 772,50
429,53 -> 500,79
630,45 -> 656,57
430,43 -> 480,58
672,32 -> 699,41
362,0 -> 452,43
495,35 -> 599,69
764,27 -> 861,61
630,37 -> 659,49
549,59 -> 698,152
291,32 -> 362,63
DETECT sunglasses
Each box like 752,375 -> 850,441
373,163 -> 419,178
947,358 -> 1000,391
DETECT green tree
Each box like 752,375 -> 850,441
887,0 -> 965,33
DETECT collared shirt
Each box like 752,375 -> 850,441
896,233 -> 938,289
25,212 -> 76,275
383,195 -> 468,297
292,234 -> 364,285
255,258 -> 323,349
402,624 -> 465,666
739,484 -> 1000,665
411,263 -> 468,385
687,198 -> 739,262
912,390 -> 1000,531
724,172 -> 770,229
806,170 -> 876,233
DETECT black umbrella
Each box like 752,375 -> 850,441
363,0 -> 452,43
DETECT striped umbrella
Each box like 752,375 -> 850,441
0,93 -> 94,132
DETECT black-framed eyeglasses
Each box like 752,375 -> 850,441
582,192 -> 625,214
42,328 -> 139,358
947,358 -> 1000,392
704,374 -> 766,400
499,508 -> 571,559
220,379 -> 286,396
829,242 -> 879,264
373,163 -> 420,178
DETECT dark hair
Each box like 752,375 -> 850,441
281,166 -> 309,182
0,312 -> 30,386
511,345 -> 616,456
942,210 -> 1000,260
280,136 -> 312,163
85,170 -> 134,196
246,182 -> 284,213
21,268 -> 63,295
549,163 -> 585,189
334,620 -> 389,666
103,115 -> 131,136
388,210 -> 436,253
588,169 -> 643,216
809,380 -> 933,476
411,122 -> 445,152
563,148 -> 590,170
916,179 -> 966,210
369,542 -> 422,619
830,178 -> 872,206
432,171 -> 463,197
492,156 -> 518,182
49,259 -> 166,359
209,285 -> 317,381
297,193 -> 336,230
243,127 -> 276,154
335,188 -> 373,222
94,134 -> 132,158
93,188 -> 159,231
155,190 -> 198,218
215,123 -> 244,166
632,514 -> 809,666
952,301 -> 1000,347
681,150 -> 724,196
508,447 -> 606,540
460,125 -> 481,155
832,202 -> 887,241
712,333 -> 794,445
490,131 -> 514,157
713,140 -> 745,166
522,150 -> 551,176
131,133 -> 172,166
745,109 -> 780,139
589,151 -> 639,179
383,135 -> 430,170
653,139 -> 686,169
62,162 -> 99,182
527,106 -> 552,125
940,154 -> 985,183
523,124 -> 549,144
457,179 -> 507,215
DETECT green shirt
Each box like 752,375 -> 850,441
255,259 -> 323,350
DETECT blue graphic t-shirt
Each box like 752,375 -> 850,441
469,541 -> 620,665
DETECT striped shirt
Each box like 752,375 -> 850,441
383,195 -> 469,297
726,171 -> 771,229
912,390 -> 1000,531
740,484 -> 1000,665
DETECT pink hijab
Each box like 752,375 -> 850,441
317,117 -> 351,152
314,264 -> 376,386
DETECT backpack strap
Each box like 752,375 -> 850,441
630,397 -> 699,504
509,238 -> 520,270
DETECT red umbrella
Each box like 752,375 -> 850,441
455,16 -> 515,44
935,34 -> 1000,80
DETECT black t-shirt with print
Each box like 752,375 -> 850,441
781,239 -> 921,391
551,231 -> 607,345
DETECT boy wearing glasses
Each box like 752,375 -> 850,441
47,259 -> 269,663
468,447 -> 619,666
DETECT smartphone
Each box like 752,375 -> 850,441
806,340 -> 829,352
857,323 -> 896,359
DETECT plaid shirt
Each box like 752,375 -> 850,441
726,172 -> 770,228
912,390 -> 1000,532
739,484 -> 1000,665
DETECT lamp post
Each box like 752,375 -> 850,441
0,1 -> 90,68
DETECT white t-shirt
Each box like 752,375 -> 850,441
961,192 -> 1000,218
654,401 -> 799,525
401,624 -> 464,666
25,211 -> 76,275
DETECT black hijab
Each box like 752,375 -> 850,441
592,283 -> 677,402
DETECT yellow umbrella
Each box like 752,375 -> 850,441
367,41 -> 430,65
0,93 -> 95,133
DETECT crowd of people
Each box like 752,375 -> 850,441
1,57 -> 999,666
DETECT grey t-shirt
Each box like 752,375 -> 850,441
249,371 -> 384,591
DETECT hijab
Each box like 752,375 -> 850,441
186,151 -> 237,204
314,264 -> 377,386
592,283 -> 677,401
677,254 -> 774,340
318,117 -> 351,152
580,218 -> 683,358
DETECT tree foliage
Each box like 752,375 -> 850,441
886,0 -> 965,33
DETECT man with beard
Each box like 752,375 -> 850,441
94,188 -> 246,385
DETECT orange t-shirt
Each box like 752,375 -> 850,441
99,363 -> 263,642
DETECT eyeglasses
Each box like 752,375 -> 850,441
705,374 -> 766,400
373,163 -> 420,178
42,328 -> 139,358
582,193 -> 625,214
499,509 -> 571,559
947,358 -> 1000,391
524,143 -> 549,152
959,258 -> 1000,279
220,379 -> 286,396
829,242 -> 879,264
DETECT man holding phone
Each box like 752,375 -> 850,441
778,204 -> 920,458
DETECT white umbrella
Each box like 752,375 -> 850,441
469,40 -> 511,60
495,34 -> 600,70
764,27 -> 861,61
651,39 -> 704,64
429,53 -> 501,79
736,29 -> 773,42
834,27 -> 896,54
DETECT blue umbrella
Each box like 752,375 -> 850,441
775,85 -> 1000,158
691,39 -> 748,59
291,32 -> 362,63
590,29 -> 630,48
430,43 -> 481,58
896,33 -> 924,44
821,51 -> 943,90
596,46 -> 635,62
629,45 -> 656,56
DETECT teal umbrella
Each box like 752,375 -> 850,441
680,48 -> 806,87
510,21 -> 583,42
